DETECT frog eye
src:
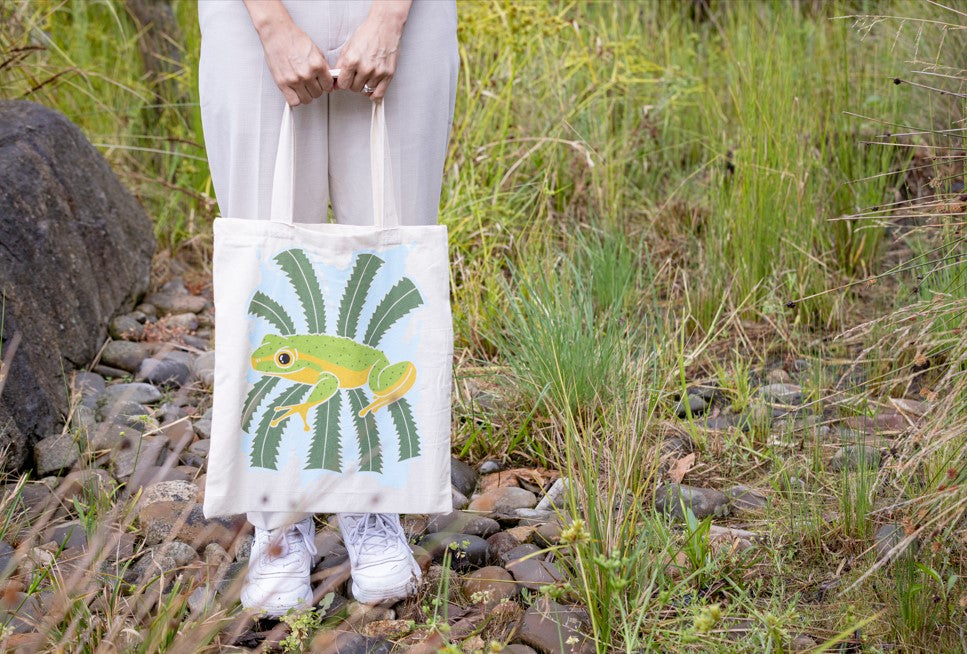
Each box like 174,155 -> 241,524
275,349 -> 295,368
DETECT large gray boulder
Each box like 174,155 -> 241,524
0,100 -> 155,471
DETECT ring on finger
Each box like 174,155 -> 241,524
363,83 -> 374,94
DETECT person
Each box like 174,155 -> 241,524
197,0 -> 458,614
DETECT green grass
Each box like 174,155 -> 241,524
2,0 -> 966,651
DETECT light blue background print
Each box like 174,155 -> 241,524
242,244 -> 423,490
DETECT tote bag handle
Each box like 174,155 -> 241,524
270,100 -> 400,228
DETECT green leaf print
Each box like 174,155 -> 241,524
348,388 -> 382,473
389,397 -> 420,461
241,376 -> 281,432
363,278 -> 424,347
337,253 -> 383,340
248,291 -> 296,335
305,392 -> 342,471
274,248 -> 327,333
250,383 -> 310,470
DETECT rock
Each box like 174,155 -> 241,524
72,372 -> 106,403
724,485 -> 768,512
790,634 -> 818,651
109,314 -> 144,340
655,484 -> 730,520
426,511 -> 500,539
500,543 -> 541,567
675,393 -> 708,418
45,520 -> 88,549
766,368 -> 793,385
33,433 -> 80,475
463,566 -> 518,608
99,382 -> 163,407
139,480 -> 200,508
843,410 -> 908,435
515,508 -> 556,526
100,341 -> 159,374
468,486 -> 538,514
504,646 -> 538,654
890,398 -> 928,417
417,533 -> 489,571
138,501 -> 245,550
70,405 -> 97,436
311,630 -> 393,654
192,351 -> 215,386
707,525 -> 758,553
452,485 -> 469,510
193,411 -> 213,439
0,591 -> 44,634
88,421 -> 141,451
0,101 -> 155,472
536,478 -> 572,512
506,525 -> 537,543
2,482 -> 55,518
518,598 -> 594,654
143,291 -> 207,316
507,555 -> 564,591
533,523 -> 562,548
874,523 -> 905,559
450,457 -> 478,498
362,619 -> 414,639
487,531 -> 521,562
478,460 -> 502,474
830,445 -> 882,472
110,433 -> 167,478
0,540 -> 15,574
136,358 -> 191,388
345,601 -> 395,627
758,383 -> 803,405
158,540 -> 199,566
188,586 -> 218,614
165,312 -> 199,332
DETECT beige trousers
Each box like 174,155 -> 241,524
198,0 -> 458,530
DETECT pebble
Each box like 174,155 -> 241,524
518,598 -> 594,654
724,485 -> 768,512
843,410 -> 908,435
311,631 -> 392,654
426,511 -> 500,539
88,421 -> 141,451
139,480 -> 200,508
34,433 -> 80,475
73,372 -> 106,402
758,383 -> 803,405
99,382 -> 163,407
137,357 -> 191,388
362,619 -> 415,639
71,405 -> 97,435
100,341 -> 158,373
504,646 -> 538,654
830,445 -> 882,472
450,457 -> 478,497
468,486 -> 538,514
535,477 -> 571,512
507,555 -> 564,591
478,459 -> 502,474
766,368 -> 793,385
192,351 -> 215,386
138,501 -> 245,550
533,522 -> 562,548
655,483 -> 731,520
188,586 -> 218,614
514,508 -> 557,526
874,523 -> 905,559
0,592 -> 44,634
790,634 -> 818,651
143,291 -> 207,315
451,485 -> 469,510
158,540 -> 199,566
45,520 -> 88,549
463,565 -> 518,607
165,312 -> 199,332
0,541 -> 14,574
500,543 -> 541,567
675,393 -> 708,418
487,531 -> 521,561
109,433 -> 168,478
417,532 -> 490,570
109,314 -> 144,340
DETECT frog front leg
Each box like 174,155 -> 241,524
271,372 -> 340,431
358,360 -> 416,417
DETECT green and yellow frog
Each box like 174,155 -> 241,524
251,333 -> 416,431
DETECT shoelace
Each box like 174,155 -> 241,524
342,513 -> 405,559
257,518 -> 318,561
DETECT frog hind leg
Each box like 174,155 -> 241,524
271,373 -> 339,431
359,361 -> 416,417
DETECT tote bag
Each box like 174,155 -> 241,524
203,100 -> 453,518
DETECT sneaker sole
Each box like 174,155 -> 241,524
240,586 -> 314,619
351,570 -> 421,605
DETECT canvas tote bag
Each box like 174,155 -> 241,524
203,99 -> 453,518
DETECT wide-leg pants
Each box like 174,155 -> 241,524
198,0 -> 458,530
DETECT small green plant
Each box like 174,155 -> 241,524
279,599 -> 329,654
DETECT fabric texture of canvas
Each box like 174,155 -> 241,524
202,101 -> 453,518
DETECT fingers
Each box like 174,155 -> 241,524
370,75 -> 391,100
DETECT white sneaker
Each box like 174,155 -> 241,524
240,517 -> 318,618
336,513 -> 421,604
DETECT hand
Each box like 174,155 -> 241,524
335,1 -> 412,100
245,0 -> 333,106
